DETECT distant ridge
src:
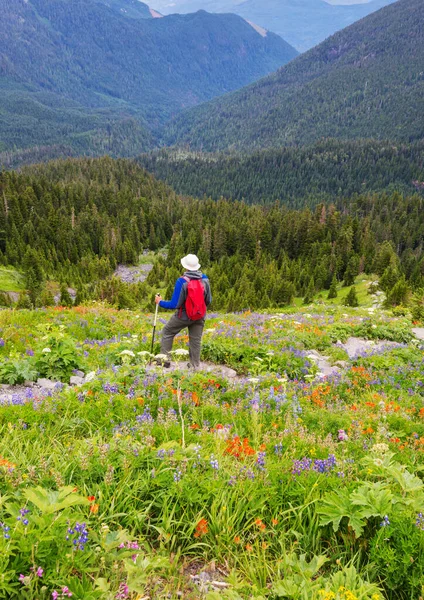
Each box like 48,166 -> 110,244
150,0 -> 397,51
0,0 -> 297,160
162,0 -> 424,151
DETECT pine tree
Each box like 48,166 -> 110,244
303,279 -> 315,305
343,255 -> 358,287
327,276 -> 338,299
60,284 -> 73,307
344,286 -> 359,307
384,276 -> 410,307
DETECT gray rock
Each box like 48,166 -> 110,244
412,327 -> 424,341
334,360 -> 349,368
70,376 -> 85,386
74,370 -> 85,378
217,366 -> 237,378
84,371 -> 97,383
37,378 -> 60,390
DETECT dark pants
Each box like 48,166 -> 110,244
160,315 -> 205,368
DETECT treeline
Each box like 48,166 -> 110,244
0,157 -> 423,311
139,139 -> 424,208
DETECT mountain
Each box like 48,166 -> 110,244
95,0 -> 155,19
138,140 -> 424,206
162,0 -> 424,152
0,0 -> 297,159
151,0 -> 397,51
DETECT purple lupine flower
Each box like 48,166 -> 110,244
274,443 -> 283,455
256,452 -> 266,471
210,455 -> 219,471
380,515 -> 390,527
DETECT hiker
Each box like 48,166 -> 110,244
155,254 -> 212,369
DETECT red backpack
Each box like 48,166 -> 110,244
181,276 -> 207,320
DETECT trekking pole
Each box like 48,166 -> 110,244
150,295 -> 160,356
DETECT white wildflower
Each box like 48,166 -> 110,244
119,350 -> 135,357
137,351 -> 152,357
155,354 -> 168,360
171,348 -> 189,356
42,348 -> 51,353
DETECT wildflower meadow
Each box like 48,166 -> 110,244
0,303 -> 423,599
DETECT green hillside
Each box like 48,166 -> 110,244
163,0 -> 424,151
139,139 -> 424,206
0,0 -> 297,160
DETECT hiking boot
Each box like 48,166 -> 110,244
154,358 -> 171,368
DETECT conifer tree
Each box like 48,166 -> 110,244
303,279 -> 315,305
344,286 -> 359,307
60,284 -> 73,307
327,276 -> 338,299
384,276 -> 409,307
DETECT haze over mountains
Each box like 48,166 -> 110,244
0,0 -> 297,159
164,0 -> 424,151
151,0 -> 397,51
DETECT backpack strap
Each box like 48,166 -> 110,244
178,276 -> 191,317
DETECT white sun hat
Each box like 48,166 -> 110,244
181,254 -> 201,271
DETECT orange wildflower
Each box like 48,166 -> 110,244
234,536 -> 241,544
194,518 -> 208,538
224,437 -> 255,459
90,503 -> 99,514
254,518 -> 266,532
245,544 -> 253,552
0,456 -> 16,470
271,518 -> 279,526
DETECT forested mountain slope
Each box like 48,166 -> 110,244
163,0 -> 424,151
152,0 -> 396,51
0,158 -> 423,309
139,140 -> 424,207
0,0 -> 297,159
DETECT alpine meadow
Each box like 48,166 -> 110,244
0,0 -> 424,599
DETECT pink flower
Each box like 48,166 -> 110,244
18,574 -> 25,583
62,587 -> 73,597
52,592 -> 59,600
36,567 -> 44,577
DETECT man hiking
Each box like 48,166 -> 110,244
155,254 -> 212,369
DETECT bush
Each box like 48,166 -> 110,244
35,335 -> 83,381
370,517 -> 424,598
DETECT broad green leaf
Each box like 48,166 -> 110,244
350,482 -> 394,518
23,486 -> 89,514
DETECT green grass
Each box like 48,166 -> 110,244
293,276 -> 375,309
0,267 -> 25,292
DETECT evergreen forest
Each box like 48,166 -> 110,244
138,139 -> 424,208
1,157 -> 423,311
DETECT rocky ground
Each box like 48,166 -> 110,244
114,264 -> 153,284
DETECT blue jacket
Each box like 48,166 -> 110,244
160,270 -> 212,320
